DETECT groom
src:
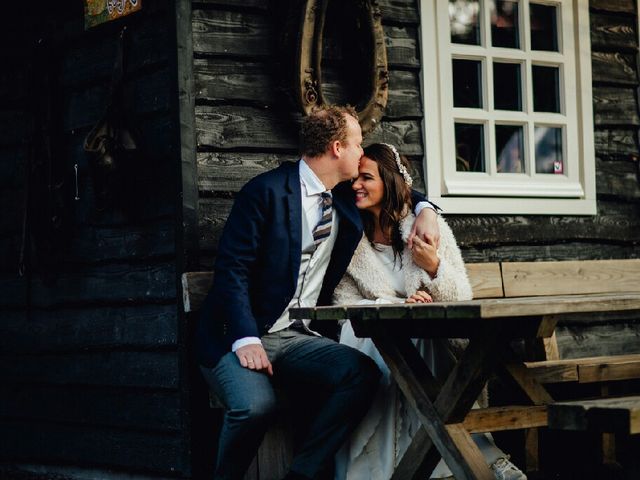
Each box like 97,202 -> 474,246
196,105 -> 439,480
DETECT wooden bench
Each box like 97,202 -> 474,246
548,396 -> 640,435
466,259 -> 640,472
183,258 -> 640,476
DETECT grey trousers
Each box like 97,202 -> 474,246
200,327 -> 381,480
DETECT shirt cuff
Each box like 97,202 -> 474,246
231,337 -> 262,352
414,201 -> 437,216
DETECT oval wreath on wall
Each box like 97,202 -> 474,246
292,0 -> 389,135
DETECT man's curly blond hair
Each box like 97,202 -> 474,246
300,105 -> 359,158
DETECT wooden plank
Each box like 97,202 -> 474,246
480,293 -> 640,318
0,351 -> 179,389
593,86 -> 640,126
63,66 -> 172,131
522,360 -> 579,383
192,10 -> 418,67
462,405 -> 548,433
182,271 -> 213,313
594,128 -> 638,158
379,0 -> 420,24
1,385 -> 181,432
590,0 -> 636,14
29,262 -> 176,308
197,152 -> 295,193
591,52 -> 638,85
590,12 -> 638,51
256,417 -> 293,480
0,421 -> 188,475
461,242 -> 640,264
60,17 -> 169,88
579,356 -> 640,383
365,119 -> 424,155
196,105 -> 299,150
0,305 -> 177,354
465,263 -> 503,299
199,197 -> 234,251
548,396 -> 640,434
449,200 -> 640,245
501,259 -> 640,297
596,158 -> 640,199
192,9 -> 274,57
556,322 -> 640,358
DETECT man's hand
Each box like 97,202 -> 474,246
408,207 -> 440,250
406,290 -> 433,303
236,344 -> 273,376
411,236 -> 439,278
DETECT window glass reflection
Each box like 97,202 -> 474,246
453,59 -> 483,108
449,0 -> 481,45
491,0 -> 519,49
455,123 -> 485,172
535,126 -> 563,174
496,124 -> 525,173
533,65 -> 560,113
493,62 -> 522,111
530,3 -> 558,51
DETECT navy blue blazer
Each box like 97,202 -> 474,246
196,161 -> 363,368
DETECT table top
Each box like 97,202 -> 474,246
289,292 -> 640,339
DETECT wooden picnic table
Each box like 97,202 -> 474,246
289,292 -> 640,480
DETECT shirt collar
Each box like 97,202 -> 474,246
300,159 -> 328,197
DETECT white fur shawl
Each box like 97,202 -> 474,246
333,214 -> 473,304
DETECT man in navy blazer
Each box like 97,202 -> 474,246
197,106 -> 439,480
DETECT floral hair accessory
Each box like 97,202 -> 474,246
381,143 -> 413,187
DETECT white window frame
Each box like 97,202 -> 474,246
420,0 -> 596,215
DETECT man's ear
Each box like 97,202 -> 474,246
330,140 -> 341,157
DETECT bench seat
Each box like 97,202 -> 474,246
522,354 -> 640,384
548,396 -> 640,435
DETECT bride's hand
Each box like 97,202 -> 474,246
406,290 -> 433,303
411,236 -> 439,277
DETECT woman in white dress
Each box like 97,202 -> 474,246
333,143 -> 526,480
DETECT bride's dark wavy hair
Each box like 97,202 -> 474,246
360,143 -> 412,263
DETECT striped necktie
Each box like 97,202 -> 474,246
312,192 -> 333,246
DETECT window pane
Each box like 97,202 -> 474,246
449,0 -> 481,45
491,0 -> 519,49
496,124 -> 525,173
453,59 -> 483,108
533,65 -> 560,113
493,62 -> 522,111
535,126 -> 563,174
530,3 -> 558,51
455,123 -> 485,172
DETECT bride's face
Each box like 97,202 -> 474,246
352,156 -> 384,213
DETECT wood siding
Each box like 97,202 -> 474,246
0,2 -> 188,477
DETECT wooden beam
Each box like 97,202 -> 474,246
462,406 -> 548,433
372,332 -> 495,480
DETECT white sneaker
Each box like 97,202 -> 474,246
490,456 -> 527,480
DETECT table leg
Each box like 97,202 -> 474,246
372,332 -> 498,480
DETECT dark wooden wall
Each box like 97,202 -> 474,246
0,2 -> 190,477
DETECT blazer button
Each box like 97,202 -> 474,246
264,323 -> 272,330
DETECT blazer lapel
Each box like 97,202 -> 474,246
285,161 -> 302,288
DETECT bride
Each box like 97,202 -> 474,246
333,143 -> 526,480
